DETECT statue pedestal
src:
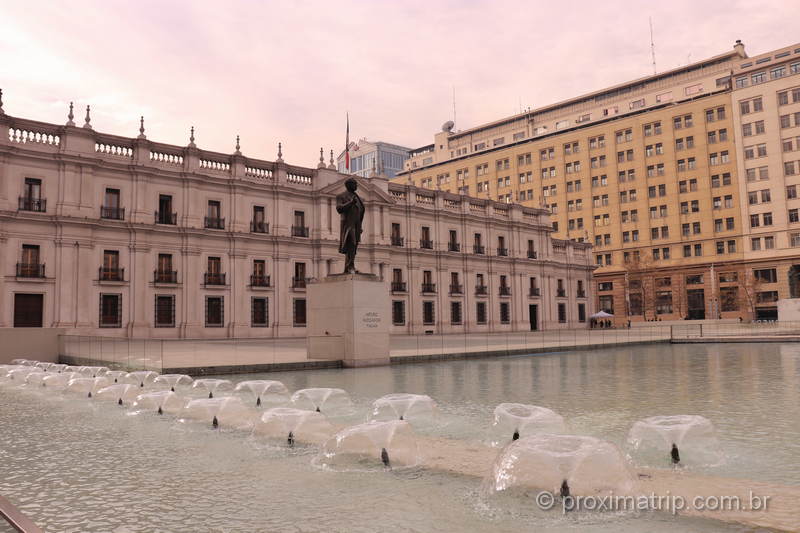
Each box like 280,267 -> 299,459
307,273 -> 391,367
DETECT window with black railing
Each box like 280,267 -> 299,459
292,225 -> 309,237
155,211 -> 177,225
205,296 -> 224,327
499,286 -> 511,296
577,280 -> 586,298
101,206 -> 125,220
99,266 -> 124,282
391,281 -> 407,292
448,230 -> 460,252
473,244 -> 485,254
154,269 -> 178,283
156,194 -> 176,224
204,216 -> 225,229
449,283 -> 463,294
391,223 -> 403,246
421,282 -> 436,293
420,226 -> 432,249
528,250 -> 537,259
251,220 -> 269,233
251,274 -> 271,287
204,272 -> 226,285
529,287 -> 541,296
497,247 -> 508,256
420,239 -> 433,249
16,262 -> 45,278
557,288 -> 566,297
475,284 -> 487,295
18,196 -> 46,212
497,236 -> 508,257
291,277 -> 307,289
154,295 -> 176,327
99,293 -> 122,328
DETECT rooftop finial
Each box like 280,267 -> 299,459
276,142 -> 283,162
138,116 -> 146,139
317,147 -> 326,168
0,88 -> 4,115
66,101 -> 75,126
188,126 -> 196,148
83,105 -> 92,129
328,149 -> 336,169
234,134 -> 241,154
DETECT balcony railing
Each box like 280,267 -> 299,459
154,270 -> 178,283
18,197 -> 46,212
203,272 -> 226,286
448,242 -> 460,252
16,263 -> 45,278
449,284 -> 463,295
250,274 -> 271,287
420,239 -> 434,249
529,287 -> 541,297
391,236 -> 404,247
251,221 -> 269,233
499,286 -> 511,296
475,285 -> 488,295
204,216 -> 225,230
391,281 -> 407,292
577,290 -> 586,298
98,267 -> 124,282
155,211 -> 177,225
557,289 -> 566,297
292,225 -> 309,238
421,283 -> 436,293
497,247 -> 508,257
292,276 -> 307,289
101,206 -> 125,220
528,250 -> 538,259
473,244 -> 485,254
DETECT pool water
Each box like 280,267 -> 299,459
1,342 -> 798,532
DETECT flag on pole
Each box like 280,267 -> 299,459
345,113 -> 350,171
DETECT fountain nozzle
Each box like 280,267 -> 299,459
118,398 -> 123,405
87,391 -> 92,398
560,479 -> 570,499
212,415 -> 219,429
512,429 -> 520,441
399,415 -> 404,421
315,406 -> 320,413
140,382 -> 144,388
171,386 -> 175,392
209,392 -> 214,399
381,447 -> 391,469
288,431 -> 295,447
671,443 -> 680,464
256,396 -> 261,407
157,406 -> 163,415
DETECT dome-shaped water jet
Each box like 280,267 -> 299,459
132,390 -> 187,416
315,420 -> 422,472
371,393 -> 438,426
234,380 -> 289,407
484,434 -> 635,497
252,407 -> 334,446
626,415 -> 723,467
491,403 -> 566,445
291,388 -> 352,416
192,378 -> 233,399
153,374 -> 193,392
179,396 -> 255,430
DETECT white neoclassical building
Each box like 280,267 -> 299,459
0,102 -> 595,338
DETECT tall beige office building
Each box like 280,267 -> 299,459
395,41 -> 800,322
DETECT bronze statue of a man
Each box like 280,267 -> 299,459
336,178 -> 364,273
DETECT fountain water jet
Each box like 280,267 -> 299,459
192,378 -> 233,399
125,370 -> 159,388
484,434 -> 635,497
314,420 -> 422,472
4,367 -> 45,383
104,370 -> 127,383
252,407 -> 334,446
371,393 -> 438,426
95,383 -> 141,405
234,380 -> 289,407
290,388 -> 352,416
39,372 -> 80,390
76,366 -> 109,378
65,377 -> 111,397
153,374 -> 194,392
180,397 -> 255,430
626,415 -> 723,467
133,390 -> 187,415
491,403 -> 566,445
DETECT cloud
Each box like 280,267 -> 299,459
0,0 -> 796,166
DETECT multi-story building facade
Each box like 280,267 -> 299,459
336,139 -> 410,179
0,102 -> 593,337
731,43 -> 800,320
395,41 -> 800,322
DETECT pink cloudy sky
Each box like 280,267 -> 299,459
0,0 -> 795,166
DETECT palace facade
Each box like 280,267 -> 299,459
0,103 -> 594,338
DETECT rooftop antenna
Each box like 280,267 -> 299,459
649,17 -> 657,74
452,85 -> 457,131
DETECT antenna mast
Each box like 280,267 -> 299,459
649,17 -> 657,74
452,86 -> 457,130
